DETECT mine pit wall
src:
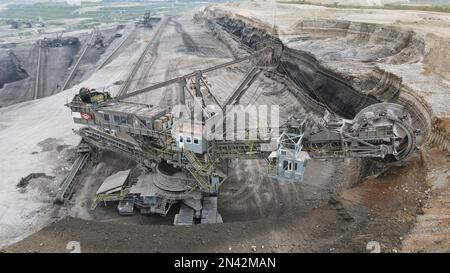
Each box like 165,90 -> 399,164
0,51 -> 29,89
211,15 -> 378,119
199,9 -> 437,150
39,41 -> 81,94
424,38 -> 450,82
279,48 -> 378,119
0,37 -> 82,107
291,19 -> 426,65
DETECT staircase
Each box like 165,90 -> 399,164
183,149 -> 211,191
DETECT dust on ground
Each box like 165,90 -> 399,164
4,152 -> 429,253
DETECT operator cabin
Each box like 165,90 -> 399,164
174,121 -> 206,154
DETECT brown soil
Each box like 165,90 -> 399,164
5,155 -> 428,253
402,148 -> 450,253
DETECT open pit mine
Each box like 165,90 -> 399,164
0,1 -> 449,254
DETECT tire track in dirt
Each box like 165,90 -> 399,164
119,16 -> 170,96
158,59 -> 178,110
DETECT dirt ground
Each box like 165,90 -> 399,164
402,148 -> 450,252
4,151 -> 430,253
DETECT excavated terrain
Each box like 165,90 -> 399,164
202,9 -> 434,140
0,38 -> 81,106
2,3 -> 449,252
0,51 -> 28,89
0,27 -> 128,107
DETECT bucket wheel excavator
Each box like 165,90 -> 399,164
59,47 -> 419,224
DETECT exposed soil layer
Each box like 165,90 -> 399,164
0,39 -> 82,106
279,48 -> 378,118
0,51 -> 28,89
204,12 -> 433,142
402,148 -> 450,253
330,154 -> 428,252
64,28 -> 124,91
289,19 -> 426,65
0,28 -> 125,107
214,16 -> 378,119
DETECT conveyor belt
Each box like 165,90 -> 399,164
60,29 -> 96,91
222,66 -> 262,107
117,16 -> 170,96
114,47 -> 271,101
55,152 -> 90,203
